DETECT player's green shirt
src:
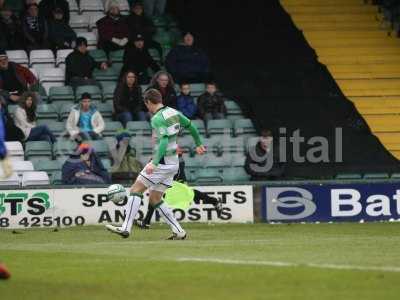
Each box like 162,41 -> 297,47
151,106 -> 202,166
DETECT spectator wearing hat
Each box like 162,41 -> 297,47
114,70 -> 146,127
0,49 -> 38,104
61,143 -> 111,185
14,91 -> 56,143
143,0 -> 166,18
39,0 -> 70,24
21,3 -> 49,51
65,37 -> 108,89
126,2 -> 163,59
120,33 -> 160,84
97,1 -> 129,57
166,32 -> 210,84
0,5 -> 25,50
48,7 -> 76,52
66,92 -> 105,142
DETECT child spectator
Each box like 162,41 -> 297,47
14,92 -> 56,143
66,93 -> 105,142
197,82 -> 226,123
177,83 -> 197,119
48,7 -> 76,52
21,3 -> 49,51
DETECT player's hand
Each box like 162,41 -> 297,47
195,145 -> 206,155
145,163 -> 155,175
1,157 -> 13,179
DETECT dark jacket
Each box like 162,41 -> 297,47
197,91 -> 226,117
166,45 -> 209,77
125,13 -> 156,41
39,0 -> 70,24
0,62 -> 38,95
97,15 -> 129,49
113,83 -> 143,114
62,151 -> 111,185
22,14 -> 48,48
65,50 -> 101,84
48,19 -> 76,49
0,14 -> 25,50
177,94 -> 197,119
147,85 -> 177,109
121,45 -> 160,78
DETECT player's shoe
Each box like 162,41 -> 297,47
167,232 -> 187,240
0,263 -> 11,279
214,199 -> 223,217
133,219 -> 150,230
105,225 -> 130,238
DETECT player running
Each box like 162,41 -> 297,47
106,89 -> 205,240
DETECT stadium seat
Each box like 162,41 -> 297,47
54,139 -> 78,157
77,32 -> 98,49
37,121 -> 67,137
32,159 -> 62,177
101,158 -> 112,171
222,167 -> 250,182
201,153 -> 232,170
207,119 -> 232,136
109,49 -> 124,63
51,171 -> 63,185
56,49 -> 74,68
29,50 -> 56,72
233,118 -> 256,137
363,173 -> 390,179
25,141 -> 53,159
70,14 -> 90,33
190,83 -> 205,97
0,173 -> 21,187
127,121 -> 152,136
229,153 -> 246,167
86,140 -> 109,157
103,121 -> 123,137
194,168 -> 223,183
148,48 -> 161,62
12,161 -> 34,176
225,100 -> 243,115
201,137 -> 223,156
80,0 -> 105,14
67,0 -> 79,13
39,68 -> 65,94
21,171 -> 50,187
49,86 -> 75,103
36,104 -> 59,122
177,135 -> 194,154
102,82 -> 117,101
183,119 -> 206,136
89,13 -> 105,33
60,103 -> 75,121
219,136 -> 245,153
96,102 -> 114,120
130,136 -> 153,155
89,49 -> 107,62
6,50 -> 29,67
93,67 -> 119,84
76,85 -> 103,101
5,142 -> 24,160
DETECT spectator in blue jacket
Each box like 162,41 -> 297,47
165,32 -> 210,84
177,83 -> 197,119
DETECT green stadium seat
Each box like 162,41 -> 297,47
222,167 -> 250,182
54,139 -> 77,157
391,173 -> 400,179
202,154 -> 232,170
201,137 -> 223,156
130,136 -> 153,155
93,67 -> 119,84
51,171 -> 63,185
225,100 -> 242,115
177,135 -> 194,154
75,85 -> 102,101
219,136 -> 245,153
33,159 -> 62,177
234,119 -> 256,137
207,119 -> 232,136
194,168 -> 223,183
89,49 -> 107,62
227,114 -> 246,122
37,121 -> 65,136
335,173 -> 362,180
36,104 -> 59,121
110,50 -> 124,63
86,140 -> 109,158
59,103 -> 74,121
127,121 -> 152,136
101,158 -> 112,170
49,86 -> 75,103
102,82 -> 117,101
25,141 -> 52,159
230,153 -> 246,167
96,102 -> 114,120
363,173 -> 390,179
103,121 -> 123,137
190,83 -> 205,97
149,48 -> 161,62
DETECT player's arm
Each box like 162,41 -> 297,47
178,113 -> 202,147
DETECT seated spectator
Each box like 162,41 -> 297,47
48,7 -> 76,52
109,130 -> 143,183
143,0 -> 166,18
114,70 -> 146,127
21,3 -> 49,51
126,2 -> 163,58
197,82 -> 226,123
14,92 -> 56,143
39,0 -> 69,24
62,143 -> 111,185
166,32 -> 210,83
120,34 -> 160,84
245,129 -> 284,180
66,92 -> 105,142
148,71 -> 177,108
0,49 -> 38,104
0,5 -> 25,50
97,1 -> 129,57
177,83 -> 197,119
65,37 -> 108,89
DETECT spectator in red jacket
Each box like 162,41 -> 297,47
97,1 -> 129,57
0,49 -> 38,104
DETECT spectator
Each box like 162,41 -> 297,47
66,92 -> 105,142
0,5 -> 25,50
48,7 -> 76,52
177,83 -> 197,119
39,0 -> 70,24
120,34 -> 160,84
97,1 -> 129,57
114,70 -> 146,127
62,143 -> 111,185
14,92 -> 56,143
166,32 -> 210,83
21,3 -> 49,51
197,82 -> 226,123
0,49 -> 38,104
143,0 -> 166,18
126,2 -> 163,58
148,70 -> 177,108
65,37 -> 108,89
245,129 -> 284,180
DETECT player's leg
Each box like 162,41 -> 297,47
136,203 -> 154,229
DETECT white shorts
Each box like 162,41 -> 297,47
137,160 -> 179,193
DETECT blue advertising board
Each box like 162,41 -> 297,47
262,183 -> 400,222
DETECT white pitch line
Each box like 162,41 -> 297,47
177,257 -> 400,273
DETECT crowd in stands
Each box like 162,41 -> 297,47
372,0 -> 400,36
0,0 -> 271,184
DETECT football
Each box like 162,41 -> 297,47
107,184 -> 127,204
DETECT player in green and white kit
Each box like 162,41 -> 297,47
106,89 -> 205,239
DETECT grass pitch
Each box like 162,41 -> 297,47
1,223 -> 400,300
